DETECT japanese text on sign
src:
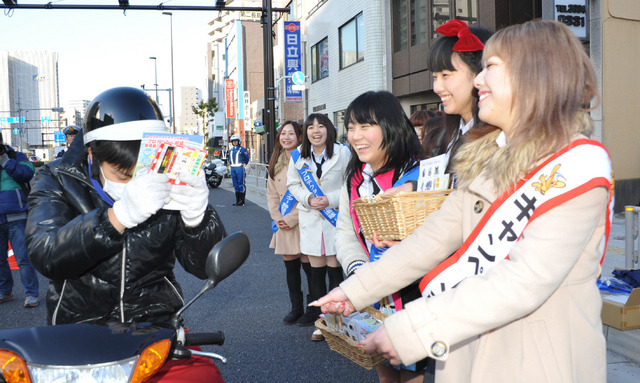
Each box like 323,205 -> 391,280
284,21 -> 302,103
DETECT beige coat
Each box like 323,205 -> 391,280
267,163 -> 301,255
342,162 -> 609,382
286,144 -> 350,256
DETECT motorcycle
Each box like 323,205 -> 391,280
204,159 -> 228,189
0,231 -> 250,383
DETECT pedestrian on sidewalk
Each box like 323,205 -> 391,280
228,134 -> 249,206
317,20 -> 613,383
336,90 -> 428,382
287,113 -> 350,341
266,121 -> 312,325
0,133 -> 39,308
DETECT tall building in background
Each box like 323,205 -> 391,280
180,86 -> 202,134
0,50 -> 61,152
207,0 -> 264,160
63,99 -> 91,127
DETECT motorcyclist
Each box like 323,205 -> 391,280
25,86 -> 226,382
228,134 -> 249,206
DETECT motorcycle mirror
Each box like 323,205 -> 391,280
205,231 -> 250,287
172,232 -> 250,324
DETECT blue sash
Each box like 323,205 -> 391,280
272,190 -> 297,234
368,166 -> 420,262
290,148 -> 339,226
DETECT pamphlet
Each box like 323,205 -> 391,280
134,132 -> 208,210
134,132 -> 206,178
417,154 -> 450,191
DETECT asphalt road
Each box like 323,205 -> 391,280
0,184 -> 378,383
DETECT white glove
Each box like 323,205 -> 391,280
169,171 -> 209,227
112,173 -> 171,229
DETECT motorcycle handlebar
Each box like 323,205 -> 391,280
184,331 -> 225,346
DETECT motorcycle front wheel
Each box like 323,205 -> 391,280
207,176 -> 222,188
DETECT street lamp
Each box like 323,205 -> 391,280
149,56 -> 159,104
163,11 -> 176,134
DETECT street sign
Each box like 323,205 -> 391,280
13,128 -> 19,134
291,71 -> 305,85
54,131 -> 65,143
292,84 -> 305,91
42,116 -> 51,123
0,117 -> 24,123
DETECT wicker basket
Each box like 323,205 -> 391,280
315,306 -> 389,370
353,190 -> 453,241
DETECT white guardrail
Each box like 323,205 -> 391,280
625,206 -> 640,268
245,162 -> 268,191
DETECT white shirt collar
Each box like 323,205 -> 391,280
496,131 -> 507,148
460,117 -> 474,136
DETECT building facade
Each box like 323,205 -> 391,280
180,86 -> 202,134
0,50 -> 61,153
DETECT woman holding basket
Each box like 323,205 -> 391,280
335,91 -> 427,382
316,20 -> 613,383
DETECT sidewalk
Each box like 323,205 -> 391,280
240,179 -> 640,381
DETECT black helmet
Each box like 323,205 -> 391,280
83,86 -> 167,144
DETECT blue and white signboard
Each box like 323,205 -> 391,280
42,116 -> 51,123
54,131 -> 65,143
0,117 -> 25,123
284,21 -> 302,103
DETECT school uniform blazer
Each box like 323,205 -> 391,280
286,143 -> 350,256
267,164 -> 301,255
341,143 -> 609,382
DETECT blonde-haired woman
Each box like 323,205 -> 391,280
316,20 -> 613,383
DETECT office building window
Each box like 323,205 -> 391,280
339,13 -> 364,69
393,0 -> 408,52
411,0 -> 428,46
334,110 -> 348,144
455,0 -> 478,24
432,0 -> 451,39
311,37 -> 329,82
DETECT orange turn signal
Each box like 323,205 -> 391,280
130,339 -> 171,383
0,349 -> 31,383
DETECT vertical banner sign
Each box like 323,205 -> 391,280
243,91 -> 251,129
553,0 -> 589,41
225,79 -> 235,118
284,21 -> 302,103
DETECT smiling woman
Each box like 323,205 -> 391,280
337,90 -> 427,382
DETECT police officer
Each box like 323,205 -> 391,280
228,134 -> 249,206
56,125 -> 80,158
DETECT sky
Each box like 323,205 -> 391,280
0,0 -> 220,120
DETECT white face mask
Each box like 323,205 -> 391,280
100,166 -> 127,201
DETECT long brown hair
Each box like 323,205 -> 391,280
267,120 -> 302,179
455,20 -> 598,193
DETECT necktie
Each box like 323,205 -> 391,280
313,156 -> 325,178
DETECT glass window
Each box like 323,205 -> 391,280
411,0 -> 428,46
455,0 -> 478,24
334,110 -> 348,144
339,13 -> 364,69
431,0 -> 451,39
393,0 -> 408,53
311,37 -> 329,82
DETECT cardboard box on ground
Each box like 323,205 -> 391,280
601,268 -> 640,330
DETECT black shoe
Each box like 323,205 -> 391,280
296,309 -> 319,327
283,309 -> 304,325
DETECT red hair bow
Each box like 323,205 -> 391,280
435,19 -> 484,52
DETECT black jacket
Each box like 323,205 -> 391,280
25,136 -> 226,325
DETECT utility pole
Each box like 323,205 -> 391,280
262,0 -> 276,161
